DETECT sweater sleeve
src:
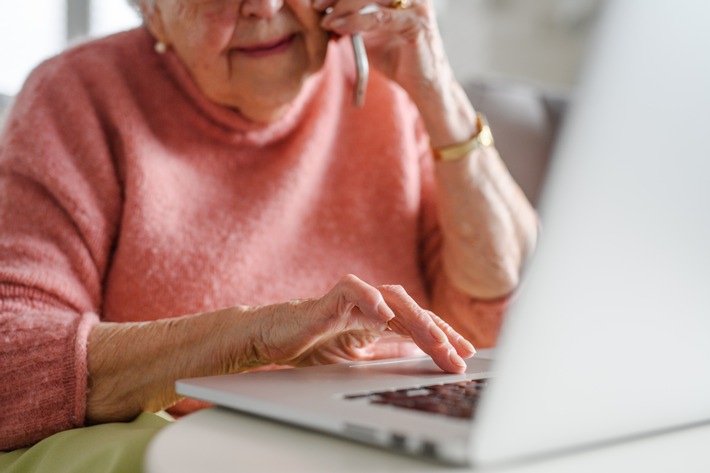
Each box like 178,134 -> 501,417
415,117 -> 511,348
0,55 -> 121,450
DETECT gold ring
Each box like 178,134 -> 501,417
390,0 -> 412,9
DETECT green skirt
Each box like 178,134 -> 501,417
0,412 -> 171,473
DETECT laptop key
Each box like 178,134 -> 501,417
346,378 -> 488,420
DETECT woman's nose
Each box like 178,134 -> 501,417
241,0 -> 285,17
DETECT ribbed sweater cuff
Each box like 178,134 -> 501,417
0,310 -> 100,450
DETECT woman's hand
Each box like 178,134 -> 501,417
315,1 -> 539,302
246,274 -> 475,373
87,275 -> 474,423
316,0 -> 442,98
315,0 -> 476,147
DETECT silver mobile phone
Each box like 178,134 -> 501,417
350,4 -> 379,108
351,33 -> 369,107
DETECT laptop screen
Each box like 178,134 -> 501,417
471,0 -> 710,464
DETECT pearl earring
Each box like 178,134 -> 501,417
154,41 -> 167,54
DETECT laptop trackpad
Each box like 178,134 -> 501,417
347,354 -> 493,379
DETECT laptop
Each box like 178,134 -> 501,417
176,0 -> 710,466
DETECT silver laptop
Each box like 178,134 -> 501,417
177,0 -> 710,466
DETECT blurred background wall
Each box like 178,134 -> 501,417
0,0 -> 602,97
437,0 -> 601,91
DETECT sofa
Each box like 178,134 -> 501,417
464,80 -> 566,207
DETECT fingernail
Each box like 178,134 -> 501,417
449,349 -> 466,368
358,4 -> 379,14
377,301 -> 396,321
459,336 -> 476,354
328,18 -> 346,30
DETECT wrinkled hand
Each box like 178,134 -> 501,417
315,0 -> 445,99
315,0 -> 477,148
251,274 -> 475,373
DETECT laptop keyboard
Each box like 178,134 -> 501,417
344,378 -> 488,420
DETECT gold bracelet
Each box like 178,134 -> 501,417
432,112 -> 494,162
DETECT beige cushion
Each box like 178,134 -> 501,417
464,80 -> 567,207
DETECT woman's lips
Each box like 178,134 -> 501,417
236,34 -> 296,58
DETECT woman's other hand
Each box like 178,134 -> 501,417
316,0 -> 442,95
316,0 -> 539,302
245,274 -> 475,373
315,0 -> 474,148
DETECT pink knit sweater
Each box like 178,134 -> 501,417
0,28 -> 507,450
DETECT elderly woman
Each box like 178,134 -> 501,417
0,0 -> 537,466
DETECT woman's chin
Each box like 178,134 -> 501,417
238,102 -> 292,124
216,83 -> 305,123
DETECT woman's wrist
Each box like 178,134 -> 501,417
409,70 -> 478,150
432,112 -> 494,162
211,304 -> 277,372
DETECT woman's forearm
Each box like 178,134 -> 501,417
398,33 -> 538,299
434,148 -> 539,299
84,276 -> 477,423
391,37 -> 536,299
85,306 -> 260,423
411,70 -> 539,299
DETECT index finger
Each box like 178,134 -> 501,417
378,285 -> 473,373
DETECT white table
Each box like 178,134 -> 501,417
146,407 -> 710,473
